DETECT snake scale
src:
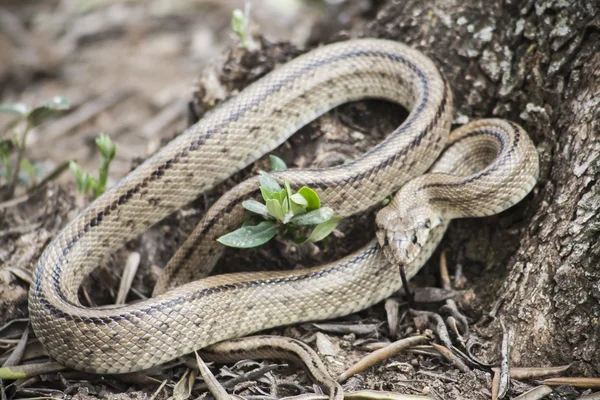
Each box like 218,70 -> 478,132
29,39 -> 539,386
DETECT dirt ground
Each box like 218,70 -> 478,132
0,1 -> 592,399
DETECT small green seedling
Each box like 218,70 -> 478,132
0,96 -> 70,198
69,134 -> 117,198
231,7 -> 256,50
218,159 -> 342,248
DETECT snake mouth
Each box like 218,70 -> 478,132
377,227 -> 423,267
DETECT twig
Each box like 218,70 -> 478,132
542,377 -> 600,389
148,379 -> 168,400
194,364 -> 281,391
491,364 -> 570,379
430,343 -> 470,373
280,390 -> 431,400
511,385 -> 553,400
2,324 -> 29,367
0,362 -> 65,379
338,335 -> 429,382
439,250 -> 451,290
195,351 -> 230,399
410,310 -> 452,349
115,252 -> 140,305
497,321 -> 514,399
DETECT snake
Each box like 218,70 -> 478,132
28,39 -> 539,395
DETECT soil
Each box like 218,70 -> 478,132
1,1 -> 597,399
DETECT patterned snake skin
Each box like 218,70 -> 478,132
29,39 -> 539,377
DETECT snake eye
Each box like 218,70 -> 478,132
410,234 -> 418,244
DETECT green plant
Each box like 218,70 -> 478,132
0,96 -> 70,198
217,158 -> 342,248
231,7 -> 256,50
69,134 -> 117,198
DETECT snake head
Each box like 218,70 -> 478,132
375,205 -> 433,266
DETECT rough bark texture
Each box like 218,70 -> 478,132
363,0 -> 599,373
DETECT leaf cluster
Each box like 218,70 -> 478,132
217,156 -> 341,248
69,134 -> 117,198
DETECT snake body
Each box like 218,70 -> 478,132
29,39 -> 539,376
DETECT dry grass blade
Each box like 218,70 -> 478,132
497,321 -> 514,399
385,298 -> 400,338
491,368 -> 500,400
542,377 -> 600,389
430,343 -> 469,373
0,362 -> 65,379
411,288 -> 456,303
115,252 -> 140,305
311,323 -> 379,336
439,250 -> 451,291
512,385 -> 553,400
491,364 -> 570,379
195,363 -> 281,391
173,368 -> 197,400
5,267 -> 33,285
2,324 -> 29,367
280,389 -> 431,399
316,332 -> 338,357
195,350 -> 230,399
149,379 -> 168,400
338,335 -> 428,383
577,390 -> 600,399
411,311 -> 451,348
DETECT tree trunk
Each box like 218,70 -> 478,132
364,0 -> 599,373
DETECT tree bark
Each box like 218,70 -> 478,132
364,0 -> 599,373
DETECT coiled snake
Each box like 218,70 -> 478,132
29,39 -> 539,394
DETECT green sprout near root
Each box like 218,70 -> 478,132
69,134 -> 117,198
218,156 -> 341,248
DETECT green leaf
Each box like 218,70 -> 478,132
69,161 -> 93,195
289,195 -> 306,216
0,103 -> 29,116
231,9 -> 246,35
231,8 -> 249,49
298,186 -> 320,211
95,134 -> 117,161
243,199 -> 271,218
260,187 -> 272,201
19,158 -> 37,186
290,207 -> 334,226
259,171 -> 282,193
270,188 -> 287,203
0,141 -> 12,178
269,155 -> 287,171
266,198 -> 285,221
282,197 -> 289,215
281,197 -> 294,224
284,179 -> 294,202
307,217 -> 342,243
217,221 -> 278,248
27,96 -> 70,128
290,193 -> 308,207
